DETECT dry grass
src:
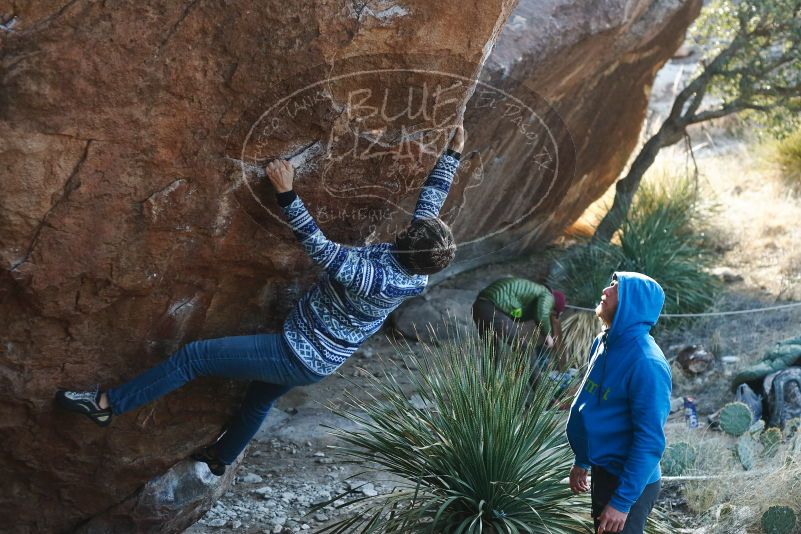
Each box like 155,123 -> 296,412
559,311 -> 601,370
701,135 -> 801,297
663,422 -> 801,533
568,125 -> 801,299
779,251 -> 801,301
761,129 -> 801,193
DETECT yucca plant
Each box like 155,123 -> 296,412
317,329 -> 593,533
548,240 -> 625,310
550,171 -> 719,321
617,176 -> 719,317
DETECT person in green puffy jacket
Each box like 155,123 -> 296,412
472,277 -> 567,369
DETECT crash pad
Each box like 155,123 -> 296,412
732,335 -> 801,391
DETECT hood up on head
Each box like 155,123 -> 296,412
607,271 -> 665,344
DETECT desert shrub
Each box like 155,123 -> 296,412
620,175 -> 719,315
769,128 -> 801,192
550,172 -> 719,320
318,328 -> 676,533
317,330 -> 593,533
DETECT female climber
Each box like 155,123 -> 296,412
55,122 -> 465,476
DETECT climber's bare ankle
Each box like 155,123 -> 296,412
99,392 -> 110,410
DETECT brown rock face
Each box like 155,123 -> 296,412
0,1 -> 517,532
439,0 -> 704,272
0,0 -> 698,531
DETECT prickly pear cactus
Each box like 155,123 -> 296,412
720,402 -> 754,437
750,419 -> 766,436
736,435 -> 756,470
761,505 -> 796,534
760,428 -> 783,458
783,417 -> 801,440
661,442 -> 696,476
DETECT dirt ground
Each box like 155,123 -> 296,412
187,51 -> 801,533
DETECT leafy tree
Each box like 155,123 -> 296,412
593,0 -> 801,243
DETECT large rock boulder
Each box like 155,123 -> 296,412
395,0 -> 703,334
75,459 -> 239,534
432,0 -> 704,275
0,0 -> 699,531
0,2 -> 517,532
392,288 -> 477,343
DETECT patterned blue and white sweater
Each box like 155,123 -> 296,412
278,150 -> 461,376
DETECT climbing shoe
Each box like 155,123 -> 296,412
191,446 -> 226,476
55,385 -> 113,427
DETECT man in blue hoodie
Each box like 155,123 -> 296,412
565,272 -> 672,533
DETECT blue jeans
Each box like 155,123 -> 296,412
106,333 -> 324,465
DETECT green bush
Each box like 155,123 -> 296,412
550,172 -> 719,318
549,242 -> 624,310
770,129 -> 801,191
318,332 -> 592,533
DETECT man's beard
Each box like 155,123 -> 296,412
595,303 -> 610,326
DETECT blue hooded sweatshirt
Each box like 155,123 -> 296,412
565,272 -> 672,514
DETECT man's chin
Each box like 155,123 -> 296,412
595,305 -> 610,325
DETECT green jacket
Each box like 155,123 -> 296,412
478,278 -> 554,335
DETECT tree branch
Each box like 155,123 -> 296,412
753,84 -> 801,98
684,78 -> 709,119
687,100 -> 772,124
719,49 -> 800,81
673,34 -> 752,122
